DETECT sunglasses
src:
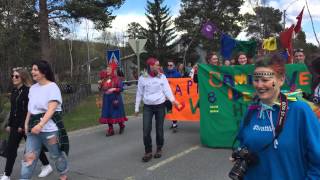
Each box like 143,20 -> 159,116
294,48 -> 304,53
168,64 -> 173,67
11,74 -> 20,79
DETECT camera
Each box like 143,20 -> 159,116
313,96 -> 320,104
229,147 -> 258,180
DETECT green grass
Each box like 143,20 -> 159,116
0,92 -> 136,138
63,93 -> 135,132
63,95 -> 101,131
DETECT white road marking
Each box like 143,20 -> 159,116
147,145 -> 200,171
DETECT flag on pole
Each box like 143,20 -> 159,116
201,21 -> 217,39
294,7 -> 304,34
280,25 -> 295,64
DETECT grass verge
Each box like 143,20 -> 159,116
1,92 -> 136,139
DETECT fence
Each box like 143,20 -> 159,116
59,83 -> 91,113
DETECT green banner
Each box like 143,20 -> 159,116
198,64 -> 311,148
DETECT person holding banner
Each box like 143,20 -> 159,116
99,65 -> 127,136
235,52 -> 251,65
164,61 -> 181,132
230,54 -> 320,180
193,52 -> 220,83
135,57 -> 180,162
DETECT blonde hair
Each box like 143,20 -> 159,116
14,68 -> 33,87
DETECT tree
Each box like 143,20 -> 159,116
36,0 -> 125,63
0,0 -> 40,91
293,31 -> 319,64
243,6 -> 283,40
142,0 -> 177,64
175,0 -> 244,53
127,22 -> 145,39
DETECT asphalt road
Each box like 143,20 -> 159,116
0,115 -> 233,180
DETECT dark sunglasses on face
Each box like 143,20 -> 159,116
168,64 -> 173,67
294,48 -> 304,53
11,74 -> 20,79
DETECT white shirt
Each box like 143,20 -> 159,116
28,82 -> 62,132
135,73 -> 175,112
314,83 -> 320,98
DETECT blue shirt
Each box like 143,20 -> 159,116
237,100 -> 320,180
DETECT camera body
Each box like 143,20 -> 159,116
229,147 -> 258,180
313,96 -> 320,104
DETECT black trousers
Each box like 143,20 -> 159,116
143,103 -> 166,153
4,128 -> 49,176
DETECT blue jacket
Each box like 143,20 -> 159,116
164,68 -> 181,78
237,100 -> 320,180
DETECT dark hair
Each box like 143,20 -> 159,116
255,54 -> 286,77
311,54 -> 320,74
206,52 -> 220,65
31,60 -> 55,82
235,52 -> 251,65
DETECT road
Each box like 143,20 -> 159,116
0,115 -> 233,180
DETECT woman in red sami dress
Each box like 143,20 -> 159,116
99,65 -> 127,136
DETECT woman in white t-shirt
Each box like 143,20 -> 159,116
20,60 -> 68,180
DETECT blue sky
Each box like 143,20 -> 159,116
113,0 -> 180,15
77,0 -> 319,46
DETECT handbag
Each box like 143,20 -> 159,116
0,139 -> 8,158
112,94 -> 119,108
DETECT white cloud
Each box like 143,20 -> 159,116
240,1 -> 256,15
107,13 -> 148,32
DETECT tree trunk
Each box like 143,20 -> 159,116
39,0 -> 51,62
68,39 -> 73,78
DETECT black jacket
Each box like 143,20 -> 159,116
8,85 -> 29,128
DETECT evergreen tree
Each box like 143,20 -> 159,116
243,6 -> 283,40
143,0 -> 177,64
127,22 -> 145,39
175,0 -> 244,54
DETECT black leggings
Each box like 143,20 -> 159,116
4,128 -> 49,176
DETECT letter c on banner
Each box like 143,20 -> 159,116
209,71 -> 222,87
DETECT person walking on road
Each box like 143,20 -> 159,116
1,68 -> 52,180
164,60 -> 181,133
20,60 -> 69,180
98,65 -> 128,136
135,57 -> 180,162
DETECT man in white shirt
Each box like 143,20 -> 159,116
135,57 -> 179,162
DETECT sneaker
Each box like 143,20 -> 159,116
38,164 -> 53,178
0,174 -> 10,180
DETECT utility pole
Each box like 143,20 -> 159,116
283,9 -> 286,29
282,0 -> 300,30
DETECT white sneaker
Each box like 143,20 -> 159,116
0,174 -> 10,180
38,164 -> 53,178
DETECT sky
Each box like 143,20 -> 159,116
75,0 -> 320,46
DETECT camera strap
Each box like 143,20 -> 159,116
232,93 -> 288,151
260,93 -> 288,151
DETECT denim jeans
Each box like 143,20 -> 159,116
4,128 -> 49,176
20,131 -> 68,180
143,103 -> 166,153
